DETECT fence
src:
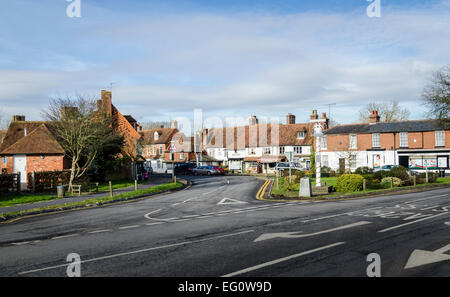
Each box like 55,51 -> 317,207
27,171 -> 72,192
0,173 -> 20,194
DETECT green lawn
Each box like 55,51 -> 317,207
96,179 -> 144,192
0,193 -> 56,208
272,177 -> 337,195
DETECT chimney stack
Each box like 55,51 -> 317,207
310,110 -> 318,121
369,110 -> 380,124
286,113 -> 296,125
12,115 -> 25,122
171,120 -> 178,129
98,90 -> 112,115
249,115 -> 258,126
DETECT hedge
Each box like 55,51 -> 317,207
0,174 -> 16,193
336,174 -> 364,193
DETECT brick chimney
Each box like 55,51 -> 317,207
310,110 -> 318,121
321,112 -> 329,130
171,120 -> 178,129
286,113 -> 296,125
369,110 -> 380,124
12,115 -> 25,122
249,116 -> 258,126
98,90 -> 112,115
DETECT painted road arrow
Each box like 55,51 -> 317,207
404,243 -> 450,269
254,221 -> 371,242
217,198 -> 248,205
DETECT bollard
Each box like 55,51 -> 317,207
109,181 -> 113,197
390,177 -> 393,188
363,179 -> 366,191
413,175 -> 416,186
135,180 -> 138,191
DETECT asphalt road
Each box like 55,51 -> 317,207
0,175 -> 449,277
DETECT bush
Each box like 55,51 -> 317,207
0,174 -> 15,193
388,167 -> 409,182
336,174 -> 364,193
418,172 -> 438,183
329,170 -> 336,177
373,170 -> 390,181
381,177 -> 403,188
355,167 -> 374,175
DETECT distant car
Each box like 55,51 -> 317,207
192,166 -> 219,176
374,165 -> 401,172
275,162 -> 301,171
174,163 -> 197,175
211,166 -> 225,175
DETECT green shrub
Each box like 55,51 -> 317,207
336,174 -> 364,193
329,170 -> 336,177
381,177 -> 403,188
418,172 -> 438,183
355,167 -> 374,175
366,180 -> 384,189
388,167 -> 409,182
373,170 -> 389,180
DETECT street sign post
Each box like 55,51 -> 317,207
168,141 -> 177,182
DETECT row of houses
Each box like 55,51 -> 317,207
1,89 -> 449,185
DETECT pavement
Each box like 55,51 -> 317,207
0,175 -> 449,277
0,175 -> 172,214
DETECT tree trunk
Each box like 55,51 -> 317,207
68,158 -> 76,192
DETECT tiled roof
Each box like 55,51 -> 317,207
204,123 -> 312,148
140,128 -> 178,145
0,130 -> 6,145
324,120 -> 450,135
0,122 -> 64,155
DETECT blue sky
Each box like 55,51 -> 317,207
0,0 -> 449,126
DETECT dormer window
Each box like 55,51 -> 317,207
154,131 -> 159,141
297,131 -> 305,139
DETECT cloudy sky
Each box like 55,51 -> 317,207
0,0 -> 449,127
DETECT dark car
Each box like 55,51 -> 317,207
174,163 -> 197,175
192,166 -> 219,176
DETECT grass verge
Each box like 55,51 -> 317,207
0,181 -> 184,222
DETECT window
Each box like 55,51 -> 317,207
153,146 -> 156,155
400,132 -> 408,148
372,133 -> 380,148
322,155 -> 329,167
279,147 -> 285,154
294,146 -> 302,154
159,146 -> 163,155
350,156 -> 357,169
154,131 -> 159,141
297,131 -> 305,139
180,153 -> 184,160
263,147 -> 271,155
320,136 -> 327,150
349,134 -> 357,149
435,130 -> 445,147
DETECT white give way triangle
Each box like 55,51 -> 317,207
404,243 -> 450,269
217,198 -> 248,205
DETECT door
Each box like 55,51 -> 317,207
339,158 -> 345,173
399,156 -> 409,168
13,155 -> 27,183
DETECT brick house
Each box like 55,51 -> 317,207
320,110 -> 450,174
140,121 -> 198,173
0,90 -> 143,184
0,117 -> 70,186
202,111 -> 325,173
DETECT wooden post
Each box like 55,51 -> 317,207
413,175 -> 416,186
135,180 -> 138,191
363,179 -> 366,191
109,181 -> 113,197
390,177 -> 393,188
174,176 -> 177,184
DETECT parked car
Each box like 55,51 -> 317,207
211,166 -> 225,175
373,165 -> 401,172
174,163 -> 197,175
192,166 -> 219,176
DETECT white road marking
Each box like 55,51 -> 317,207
11,241 -> 31,246
145,222 -> 166,226
217,198 -> 248,205
222,242 -> 345,277
301,207 -> 383,223
51,234 -> 79,240
254,221 -> 372,242
88,229 -> 112,234
144,209 -> 162,220
18,230 -> 254,275
378,212 -> 449,233
405,243 -> 450,269
118,225 -> 140,230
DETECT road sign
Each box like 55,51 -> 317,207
168,142 -> 177,152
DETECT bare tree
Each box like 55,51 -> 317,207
43,96 -> 117,190
423,65 -> 450,122
140,121 -> 171,130
336,150 -> 359,173
0,109 -> 10,130
358,101 -> 410,123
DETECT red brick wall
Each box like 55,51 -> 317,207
0,156 -> 13,173
323,130 -> 450,152
27,155 -> 64,173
